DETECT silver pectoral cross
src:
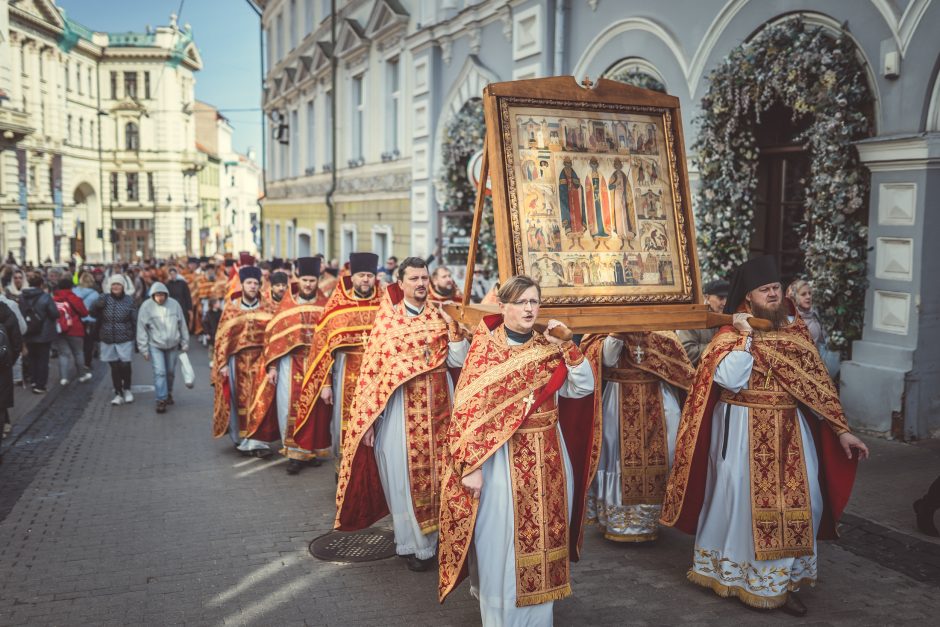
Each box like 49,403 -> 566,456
633,344 -> 645,364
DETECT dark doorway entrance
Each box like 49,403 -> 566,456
751,103 -> 811,284
114,219 -> 152,262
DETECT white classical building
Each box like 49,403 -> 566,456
0,0 -> 204,264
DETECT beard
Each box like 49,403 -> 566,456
354,286 -> 374,298
751,301 -> 790,330
434,283 -> 455,297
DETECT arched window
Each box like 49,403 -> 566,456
125,122 -> 139,151
603,58 -> 667,93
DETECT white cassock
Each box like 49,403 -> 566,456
589,336 -> 682,540
372,305 -> 469,560
470,337 -> 595,627
691,341 -> 824,607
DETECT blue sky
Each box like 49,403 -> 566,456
58,0 -> 264,157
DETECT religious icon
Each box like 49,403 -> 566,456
607,157 -> 636,250
583,157 -> 612,249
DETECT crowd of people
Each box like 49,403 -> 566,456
1,247 -> 878,624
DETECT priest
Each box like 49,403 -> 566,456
248,257 -> 329,474
295,252 -> 383,464
211,263 -> 277,457
429,266 -> 464,303
582,330 -> 694,542
438,275 -> 599,626
334,257 -> 469,572
660,256 -> 869,616
268,269 -> 289,305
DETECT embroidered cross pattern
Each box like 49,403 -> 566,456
633,344 -> 645,364
522,391 -> 536,414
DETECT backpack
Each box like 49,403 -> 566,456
21,297 -> 43,336
0,323 -> 10,367
55,300 -> 75,335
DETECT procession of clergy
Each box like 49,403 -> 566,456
206,250 -> 870,625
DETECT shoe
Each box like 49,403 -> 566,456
914,498 -> 939,537
405,555 -> 436,572
156,400 -> 166,414
251,448 -> 273,459
123,390 -> 134,403
78,372 -> 93,383
111,394 -> 125,405
60,378 -> 69,386
286,459 -> 303,475
781,592 -> 807,617
308,457 -> 323,468
32,387 -> 47,394
166,394 -> 174,405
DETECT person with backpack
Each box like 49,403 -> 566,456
19,272 -> 60,394
91,275 -> 137,406
52,278 -> 91,386
73,271 -> 101,374
0,299 -> 24,462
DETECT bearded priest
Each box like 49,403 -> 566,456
334,257 -> 469,572
660,256 -> 869,617
248,256 -> 329,475
438,275 -> 600,626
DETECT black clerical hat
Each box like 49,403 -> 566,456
723,255 -> 780,314
350,252 -> 379,275
296,256 -> 321,277
238,266 -> 262,283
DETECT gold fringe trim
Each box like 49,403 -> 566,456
604,531 -> 658,543
280,447 -> 315,461
517,553 -> 543,567
418,521 -> 439,535
686,571 -> 817,610
516,584 -> 571,608
755,548 -> 815,561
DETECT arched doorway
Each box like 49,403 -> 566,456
298,231 -> 311,257
72,182 -> 98,259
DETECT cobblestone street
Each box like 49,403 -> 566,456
1,346 -> 939,626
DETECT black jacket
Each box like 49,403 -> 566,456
19,287 -> 60,343
92,293 -> 137,344
166,279 -> 193,316
1,301 -> 24,409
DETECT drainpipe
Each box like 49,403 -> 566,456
325,0 -> 338,258
553,0 -> 567,76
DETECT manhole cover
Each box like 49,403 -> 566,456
309,527 -> 396,563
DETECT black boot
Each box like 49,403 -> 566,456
406,555 -> 436,572
286,459 -> 303,475
781,592 -> 807,617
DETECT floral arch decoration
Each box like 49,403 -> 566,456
437,98 -> 497,274
694,18 -> 873,352
603,57 -> 667,93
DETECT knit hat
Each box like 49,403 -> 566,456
108,274 -> 126,289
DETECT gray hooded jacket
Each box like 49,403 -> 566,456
136,282 -> 190,352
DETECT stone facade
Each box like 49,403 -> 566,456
0,0 -> 204,263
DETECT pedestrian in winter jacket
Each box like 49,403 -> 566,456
73,271 -> 101,371
137,281 -> 189,413
91,275 -> 137,406
165,266 -> 193,328
19,272 -> 59,393
53,278 -> 91,385
0,300 -> 23,459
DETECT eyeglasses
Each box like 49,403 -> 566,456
509,299 -> 540,309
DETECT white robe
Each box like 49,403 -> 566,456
372,304 -> 469,560
589,336 -> 682,539
471,337 -> 595,627
691,347 -> 823,604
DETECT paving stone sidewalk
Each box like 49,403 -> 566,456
0,347 -> 939,626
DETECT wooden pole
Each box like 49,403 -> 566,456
461,145 -> 489,306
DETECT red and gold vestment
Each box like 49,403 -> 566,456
660,317 -> 857,561
438,317 -> 601,608
334,285 -> 461,533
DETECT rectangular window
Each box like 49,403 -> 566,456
386,58 -> 400,153
88,67 -> 93,96
67,115 -> 72,143
78,119 -> 84,147
126,172 -> 139,201
305,0 -> 315,34
147,173 -> 155,201
89,121 -> 94,147
274,223 -> 282,256
39,53 -> 44,81
316,225 -> 327,256
306,99 -> 315,173
265,223 -> 273,257
124,72 -> 137,99
75,62 -> 81,94
276,13 -> 284,61
289,0 -> 297,50
110,172 -> 119,201
65,61 -> 70,91
110,72 -> 118,100
265,28 -> 273,68
144,72 -> 151,99
28,166 -> 36,192
287,223 -> 295,257
290,109 -> 299,177
352,74 -> 364,161
324,90 -> 333,169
